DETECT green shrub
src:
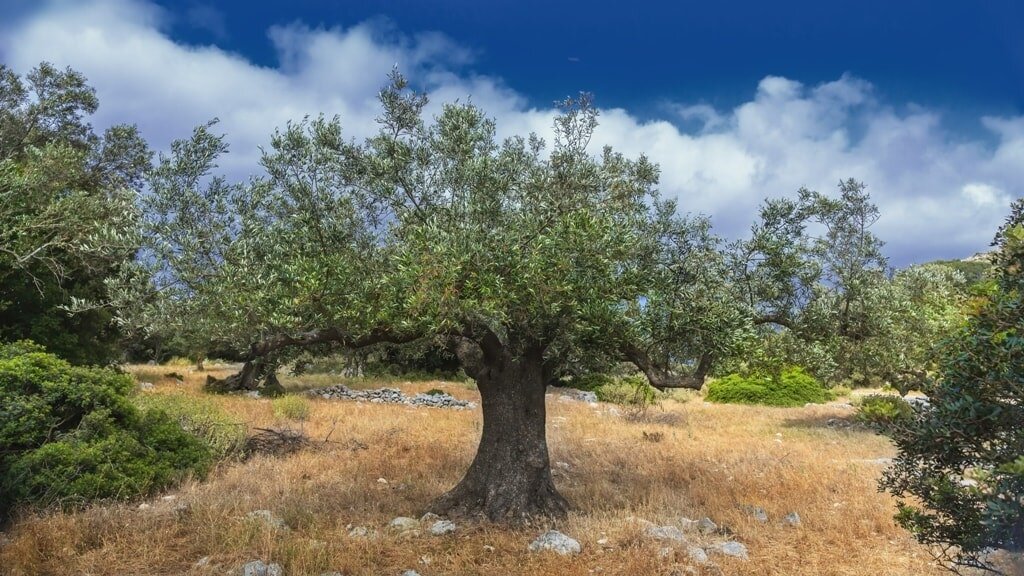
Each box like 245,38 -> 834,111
272,395 -> 312,421
856,394 -> 914,429
134,393 -> 246,460
705,367 -> 829,407
829,385 -> 853,399
0,341 -> 211,514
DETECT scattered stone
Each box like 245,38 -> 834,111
711,541 -> 749,560
401,571 -> 421,576
555,461 -> 571,470
905,396 -> 931,410
687,546 -> 710,565
242,560 -> 283,576
429,520 -> 456,536
174,501 -> 192,519
161,495 -> 177,501
348,526 -> 373,538
247,510 -> 288,530
678,517 -> 698,531
194,556 -> 210,568
697,517 -> 717,534
545,386 -> 598,403
596,538 -> 609,546
420,512 -> 441,523
646,525 -> 687,542
138,503 -> 151,510
377,478 -> 389,484
658,547 -> 675,559
244,391 -> 261,399
743,505 -> 768,523
388,517 -> 420,532
308,385 -> 476,410
138,381 -> 155,391
483,545 -> 496,552
319,573 -> 344,576
782,512 -> 802,527
528,530 -> 581,555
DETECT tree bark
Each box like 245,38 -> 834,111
431,342 -> 568,523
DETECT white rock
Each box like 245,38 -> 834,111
194,556 -> 210,567
429,520 -> 456,535
782,512 -> 802,526
247,510 -> 288,530
528,530 -> 581,555
483,545 -> 496,552
377,478 -> 389,484
687,546 -> 710,564
746,506 -> 768,523
596,538 -> 609,546
348,526 -> 372,538
646,525 -> 687,542
697,517 -> 717,534
242,560 -> 283,576
388,517 -> 420,532
658,547 -> 675,559
139,382 -> 154,390
401,571 -> 421,576
420,512 -> 441,523
138,503 -> 151,510
712,541 -> 749,560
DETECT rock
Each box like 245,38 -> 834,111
139,381 -> 154,390
528,530 -> 581,555
429,520 -> 456,536
319,573 -> 344,576
242,560 -> 284,576
697,517 -> 717,534
626,516 -> 656,529
348,526 -> 372,538
483,545 -> 496,552
687,546 -> 710,565
138,503 -> 151,510
194,556 -> 210,567
782,512 -> 801,527
307,384 -> 476,410
377,478 -> 389,484
388,517 -> 420,532
420,512 -> 441,523
743,506 -> 768,523
646,525 -> 687,542
678,517 -> 699,531
400,571 -> 421,576
658,547 -> 675,559
905,396 -> 931,410
247,510 -> 288,530
596,538 -> 609,546
711,541 -> 749,560
161,495 -> 177,501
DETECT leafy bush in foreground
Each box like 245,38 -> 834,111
705,367 -> 829,407
272,394 -> 312,421
881,205 -> 1024,574
0,342 -> 211,515
134,393 -> 246,460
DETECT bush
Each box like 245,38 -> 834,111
272,395 -> 311,421
0,341 -> 211,514
133,393 -> 246,460
855,394 -> 913,429
705,367 -> 829,407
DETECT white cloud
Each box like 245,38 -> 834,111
2,0 -> 1021,265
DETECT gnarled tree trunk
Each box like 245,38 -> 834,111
431,342 -> 568,523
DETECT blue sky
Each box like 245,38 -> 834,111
2,0 -> 1023,265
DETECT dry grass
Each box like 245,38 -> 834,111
0,366 -> 943,576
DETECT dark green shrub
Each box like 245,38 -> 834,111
0,342 -> 211,515
705,367 -> 829,407
133,393 -> 246,460
855,394 -> 913,429
881,204 -> 1024,573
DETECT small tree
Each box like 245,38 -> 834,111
882,200 -> 1024,574
111,74 -> 732,521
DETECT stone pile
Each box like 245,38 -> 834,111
308,385 -> 476,410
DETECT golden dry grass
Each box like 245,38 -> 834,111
0,366 -> 944,576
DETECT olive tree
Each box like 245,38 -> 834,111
111,73 -> 728,521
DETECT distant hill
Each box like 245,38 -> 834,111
922,252 -> 993,284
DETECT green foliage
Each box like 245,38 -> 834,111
133,393 -> 246,460
0,63 -> 150,365
272,395 -> 312,421
855,394 -> 913,429
0,342 -> 209,514
706,367 -> 829,407
882,202 -> 1024,573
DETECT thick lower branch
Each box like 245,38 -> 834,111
624,345 -> 711,390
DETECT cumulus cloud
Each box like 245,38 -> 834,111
1,0 -> 1021,264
